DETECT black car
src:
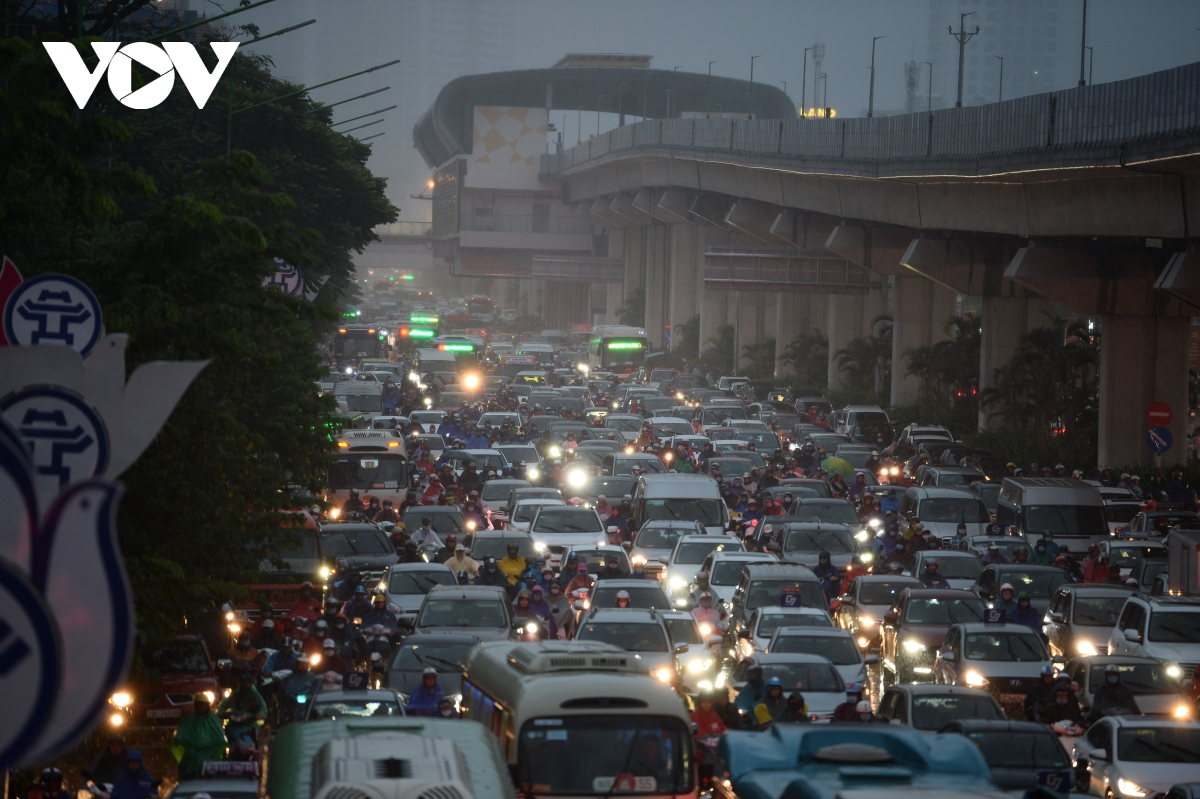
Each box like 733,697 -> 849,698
385,633 -> 481,697
937,719 -> 1072,791
320,522 -> 399,581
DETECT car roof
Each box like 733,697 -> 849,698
484,479 -> 530,487
585,608 -> 662,622
742,563 -> 818,577
641,519 -> 703,528
893,684 -> 995,698
957,622 -> 1044,634
592,579 -> 665,589
1070,655 -> 1164,666
648,417 -> 691,424
856,574 -> 922,583
394,632 -> 483,646
390,562 -> 454,573
905,588 -> 981,599
426,585 -> 509,599
758,606 -> 828,615
916,550 -> 976,558
1057,584 -> 1136,596
403,506 -> 462,514
988,564 -> 1066,573
772,627 -> 851,637
750,652 -> 837,665
311,688 -> 399,702
677,534 -> 729,543
942,719 -> 1053,734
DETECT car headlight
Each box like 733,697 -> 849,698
1117,778 -> 1148,798
964,670 -> 987,687
319,565 -> 331,580
858,636 -> 870,647
715,671 -> 726,688
1076,639 -> 1099,656
654,667 -> 673,683
202,690 -> 217,705
1175,703 -> 1191,719
860,552 -> 873,563
902,640 -> 926,652
854,530 -> 869,542
1167,664 -> 1182,678
686,658 -> 714,673
669,575 -> 687,590
858,615 -> 876,628
534,542 -> 547,552
567,469 -> 586,488
526,467 -> 540,481
868,518 -> 882,528
631,554 -> 647,566
110,691 -> 132,708
697,679 -> 713,691
698,623 -> 713,637
548,446 -> 562,458
525,621 -> 539,633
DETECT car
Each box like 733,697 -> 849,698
579,579 -> 671,618
660,610 -> 720,692
1128,558 -> 1170,592
662,534 -> 745,601
412,585 -> 514,642
563,544 -> 631,578
729,653 -> 846,721
528,505 -> 606,564
410,432 -> 446,459
1106,500 -> 1145,535
1110,595 -> 1200,676
380,562 -> 457,630
972,564 -> 1071,615
629,519 -> 705,570
492,444 -> 542,472
1063,655 -> 1188,718
765,627 -> 875,687
933,622 -> 1056,705
1124,510 -> 1200,538
501,486 -> 562,516
919,466 -> 985,488
602,452 -> 667,476
902,550 -> 983,590
319,522 -> 399,583
106,635 -> 219,728
960,535 -> 1029,560
694,550 -> 778,608
775,477 -> 832,498
1099,539 -> 1170,578
1045,583 -> 1138,658
400,506 -> 467,536
897,486 -> 991,539
305,688 -> 406,720
772,521 -> 862,572
728,563 -> 826,635
875,684 -> 1004,731
602,413 -> 643,443
703,456 -> 757,479
385,632 -> 481,699
166,763 -> 261,799
461,529 -> 536,564
578,475 -> 636,504
879,588 -> 988,683
1073,716 -> 1200,799
573,607 -> 678,683
505,498 -> 566,533
478,478 -> 530,510
935,719 -> 1072,792
732,606 -> 835,659
781,498 -> 866,534
833,574 -> 923,651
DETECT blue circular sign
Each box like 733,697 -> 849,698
1146,426 -> 1173,453
0,388 -> 109,509
2,274 -> 103,358
0,556 -> 62,769
264,260 -> 303,296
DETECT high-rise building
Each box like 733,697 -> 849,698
926,0 -> 1067,108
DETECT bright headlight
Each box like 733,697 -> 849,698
548,446 -> 562,457
202,690 -> 217,705
526,467 -> 540,481
868,518 -> 882,528
319,565 -> 331,580
534,542 -> 547,552
463,373 -> 480,389
409,372 -> 421,383
1076,640 -> 1099,656
654,668 -> 673,683
902,640 -> 926,652
111,692 -> 132,708
686,658 -> 714,673
525,621 -> 539,633
567,469 -> 586,488
854,530 -> 869,542
1175,703 -> 1191,719
669,576 -> 687,590
1167,664 -> 1182,678
964,670 -> 986,687
1117,778 -> 1147,798
697,679 -> 713,691
858,616 -> 876,628
860,552 -> 873,563
423,397 -> 432,407
698,623 -> 713,637
631,555 -> 647,566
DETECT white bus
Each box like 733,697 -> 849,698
589,326 -> 650,377
462,641 -> 696,799
326,429 -> 409,511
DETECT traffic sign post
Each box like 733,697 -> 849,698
1147,401 -> 1173,428
1146,426 -> 1173,454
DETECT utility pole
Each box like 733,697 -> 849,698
994,55 -> 1004,101
1087,46 -> 1094,85
948,11 -> 979,107
707,60 -> 718,116
597,95 -> 605,136
801,46 -> 811,116
577,106 -> 583,143
779,80 -> 787,96
820,73 -> 829,115
750,54 -> 761,83
924,61 -> 933,114
868,35 -> 885,118
1079,0 -> 1088,86
618,82 -> 627,126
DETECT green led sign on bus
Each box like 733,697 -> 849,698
606,340 -> 644,350
411,314 -> 438,324
438,342 -> 475,353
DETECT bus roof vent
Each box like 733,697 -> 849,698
321,788 -> 378,799
589,657 -> 628,669
413,786 -> 469,799
505,642 -> 640,674
548,657 -> 587,668
312,735 -> 472,799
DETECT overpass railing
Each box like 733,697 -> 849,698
543,60 -> 1200,174
704,248 -> 872,294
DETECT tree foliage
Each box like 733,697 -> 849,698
832,317 -> 892,404
781,327 -> 828,389
672,314 -> 700,361
699,324 -> 735,376
739,337 -> 776,380
618,287 -> 646,327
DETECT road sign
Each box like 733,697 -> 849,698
3,274 -> 103,358
1147,426 -> 1174,453
1147,401 -> 1173,427
780,586 -> 802,608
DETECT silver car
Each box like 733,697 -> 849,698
765,626 -> 874,688
381,562 -> 457,629
933,622 -> 1056,701
629,519 -> 704,570
1073,716 -> 1200,799
663,534 -> 745,601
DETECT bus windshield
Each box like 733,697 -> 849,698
1024,505 -> 1108,536
643,499 -> 724,527
337,393 -> 383,412
328,455 -> 406,490
518,716 -> 690,796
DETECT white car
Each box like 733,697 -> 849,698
1073,716 -> 1200,798
729,652 -> 846,721
765,626 -> 874,688
735,606 -> 833,659
506,498 -> 565,533
695,550 -> 778,608
528,505 -> 607,566
662,534 -> 745,602
904,550 -> 984,590
1109,595 -> 1200,679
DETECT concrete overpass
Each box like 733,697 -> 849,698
538,61 -> 1200,467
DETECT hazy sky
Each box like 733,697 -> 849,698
228,0 -> 1200,220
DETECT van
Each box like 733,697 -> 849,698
996,477 -> 1107,551
413,348 -> 458,378
730,563 -> 825,632
632,473 -> 728,535
835,405 -> 890,436
898,486 -> 991,540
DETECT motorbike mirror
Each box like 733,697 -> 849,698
216,658 -> 233,669
737,629 -> 750,640
883,613 -> 897,625
573,600 -> 584,610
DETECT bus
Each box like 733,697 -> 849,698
468,295 -> 495,319
590,325 -> 650,376
332,325 -> 385,364
433,336 -> 481,369
325,428 -> 409,510
462,640 -> 696,799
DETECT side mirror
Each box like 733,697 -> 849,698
1049,611 -> 1065,623
738,629 -> 751,640
883,613 -> 897,625
941,651 -> 956,662
839,595 -> 854,605
216,658 -> 233,670
1124,627 -> 1142,643
1052,655 -> 1066,664
864,654 -> 879,665
674,643 -> 688,656
1089,748 -> 1109,762
573,600 -> 584,611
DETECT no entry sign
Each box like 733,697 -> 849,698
1147,401 -> 1173,427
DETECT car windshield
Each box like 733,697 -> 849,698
337,393 -> 382,412
591,585 -> 670,610
674,540 -> 742,564
1024,505 -> 1108,535
446,452 -> 506,470
389,641 -> 476,673
966,731 -> 1069,769
308,698 -> 404,719
904,597 -> 987,624
759,662 -> 843,693
143,639 -> 209,673
1110,545 -> 1166,563
571,551 -> 629,575
916,498 -> 990,523
471,536 -> 535,562
1106,505 -> 1142,524
664,618 -> 704,645
605,417 -> 642,432
911,695 -> 1002,730
1073,596 -> 1130,627
1148,612 -> 1200,643
1087,663 -> 1179,695
997,569 -> 1070,598
756,612 -> 832,637
388,570 -> 456,595
320,528 -> 392,555
711,560 -> 757,585
963,631 -> 1048,662
583,476 -> 636,500
702,408 -> 746,425
518,716 -> 690,795
1117,727 -> 1200,763
772,635 -> 859,664
613,458 -> 666,476
513,503 -> 562,523
746,579 -> 825,611
740,432 -> 781,451
790,502 -> 861,526
401,510 -> 465,534
925,557 -> 982,580
532,509 -> 603,534
576,622 -> 668,652
495,445 -> 540,465
783,527 -> 857,554
859,581 -> 919,605
1149,514 -> 1200,532
328,455 -> 406,490
636,526 -> 686,549
481,482 -> 525,503
417,598 -> 507,628
650,421 -> 692,436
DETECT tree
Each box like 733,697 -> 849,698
699,324 -> 735,376
833,317 -> 892,404
781,327 -> 829,388
618,288 -> 645,327
740,337 -> 776,380
672,314 -> 700,361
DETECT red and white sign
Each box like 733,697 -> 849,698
1147,401 -> 1173,427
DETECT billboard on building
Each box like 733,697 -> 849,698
467,106 -> 548,190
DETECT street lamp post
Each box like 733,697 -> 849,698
303,86 -> 390,116
331,104 -> 397,127
577,106 -> 583,144
597,95 -> 605,136
801,46 -> 811,116
750,54 -> 761,83
618,82 -> 627,126
923,61 -> 933,114
1087,46 -> 1094,85
708,60 -> 717,116
994,55 -> 1004,101
868,35 -> 885,118
1079,0 -> 1089,86
949,11 -> 980,107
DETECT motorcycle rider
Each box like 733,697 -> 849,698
566,562 -> 594,594
812,552 -> 841,604
1024,666 -> 1058,721
411,518 -> 444,554
280,653 -> 321,722
342,489 -> 364,517
1038,681 -> 1086,727
434,533 -> 460,564
105,749 -> 155,799
546,582 -> 572,638
328,614 -> 364,662
831,683 -> 866,722
476,556 -> 507,588
445,543 -> 480,577
734,665 -> 768,721
1008,591 -> 1043,635
498,543 -> 526,586
251,619 -> 284,651
170,694 -> 227,779
527,585 -> 558,638
363,592 -> 401,635
918,559 -> 951,589
407,668 -> 447,716
315,638 -> 350,676
436,696 -> 458,718
691,592 -> 725,631
40,770 -> 70,799
88,735 -> 129,786
342,585 -> 373,622
217,673 -> 267,743
615,589 -> 631,608
1089,664 -> 1139,722
284,581 -> 321,622
993,582 -> 1019,616
751,677 -> 788,729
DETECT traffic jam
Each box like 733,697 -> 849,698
68,284 -> 1198,799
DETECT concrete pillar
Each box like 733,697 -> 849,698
774,294 -> 802,378
734,291 -> 767,373
531,279 -> 545,319
605,282 -> 625,324
623,226 -> 644,328
517,279 -> 532,317
827,293 -> 866,389
1098,315 -> 1190,467
644,225 -> 670,349
891,276 -> 957,406
699,285 -> 727,355
978,295 -> 1058,428
669,224 -> 700,348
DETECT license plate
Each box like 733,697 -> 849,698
146,708 -> 182,719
